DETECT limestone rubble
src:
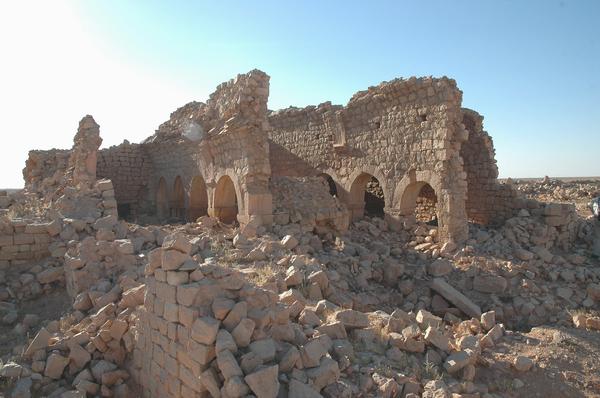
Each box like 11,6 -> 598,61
0,71 -> 599,397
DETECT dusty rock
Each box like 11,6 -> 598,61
427,259 -> 453,277
24,327 -> 51,357
44,353 -> 69,379
245,365 -> 280,398
444,350 -> 474,373
191,316 -> 220,345
288,379 -> 323,398
231,317 -> 255,347
430,278 -> 481,318
514,355 -> 534,371
473,275 -> 507,293
334,309 -> 369,329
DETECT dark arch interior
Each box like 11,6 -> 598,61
214,175 -> 239,224
319,174 -> 338,196
364,176 -> 385,217
189,175 -> 209,221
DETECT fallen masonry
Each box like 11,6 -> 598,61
0,71 -> 599,397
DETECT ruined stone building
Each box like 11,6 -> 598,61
24,70 -> 520,244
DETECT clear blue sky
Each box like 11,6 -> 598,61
1,1 -> 598,187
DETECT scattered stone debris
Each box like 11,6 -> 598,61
1,70 -> 599,397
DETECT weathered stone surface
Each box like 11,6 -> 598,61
44,353 -> 69,379
24,327 -> 51,357
427,259 -> 453,277
514,356 -> 533,372
249,338 -> 276,362
245,365 -> 279,398
191,317 -> 220,345
473,275 -> 507,294
334,309 -> 369,329
161,250 -> 191,271
430,278 -> 481,318
231,318 -> 255,348
217,349 -> 243,379
288,379 -> 323,398
162,233 -> 192,254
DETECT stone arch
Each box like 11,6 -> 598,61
171,176 -> 185,219
394,170 -> 442,216
347,171 -> 387,220
213,175 -> 239,224
398,181 -> 439,222
318,173 -> 338,196
391,169 -> 469,243
415,183 -> 438,223
189,175 -> 209,221
156,177 -> 168,219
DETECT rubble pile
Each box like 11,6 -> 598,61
0,200 -> 599,396
130,230 -> 523,398
0,267 -> 146,398
270,177 -> 349,232
1,69 -> 599,396
512,178 -> 600,213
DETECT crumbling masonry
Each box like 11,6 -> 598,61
24,70 -> 521,244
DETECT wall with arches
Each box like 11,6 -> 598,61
140,69 -> 273,225
268,77 -> 470,243
29,70 -> 522,243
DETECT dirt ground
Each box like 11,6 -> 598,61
478,326 -> 600,397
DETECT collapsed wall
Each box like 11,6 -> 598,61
23,149 -> 70,192
131,234 -> 347,398
21,70 -> 542,245
97,143 -> 152,219
142,70 -> 273,226
268,77 -> 469,243
460,109 -> 520,225
270,176 -> 349,230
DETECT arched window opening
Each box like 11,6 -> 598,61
349,173 -> 385,219
318,173 -> 338,196
415,183 -> 438,225
189,175 -> 209,221
171,176 -> 185,220
399,181 -> 439,226
214,175 -> 239,224
364,177 -> 385,217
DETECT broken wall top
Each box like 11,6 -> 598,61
269,75 -> 462,123
145,69 -> 270,144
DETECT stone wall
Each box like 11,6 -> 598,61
142,69 -> 273,226
97,143 -> 152,219
130,233 -> 344,398
0,217 -> 65,302
21,71 -> 528,244
0,217 -> 58,267
460,109 -> 519,225
23,149 -> 70,191
268,77 -> 469,243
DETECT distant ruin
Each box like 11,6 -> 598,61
24,70 -> 521,244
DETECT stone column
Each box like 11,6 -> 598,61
69,115 -> 102,188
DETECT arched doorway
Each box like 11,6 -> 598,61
415,183 -> 438,224
399,181 -> 439,224
156,177 -> 168,219
349,173 -> 385,219
214,175 -> 238,224
171,176 -> 185,219
189,175 -> 208,221
318,173 -> 338,196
